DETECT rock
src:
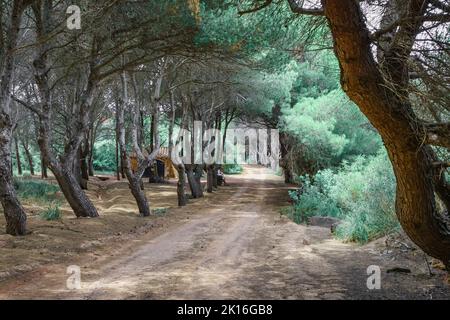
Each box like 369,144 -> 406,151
307,216 -> 341,231
302,239 -> 310,246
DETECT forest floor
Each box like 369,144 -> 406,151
0,165 -> 449,300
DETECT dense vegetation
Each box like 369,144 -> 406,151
1,0 -> 449,268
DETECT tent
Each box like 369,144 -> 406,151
130,147 -> 177,181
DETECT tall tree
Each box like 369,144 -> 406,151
0,0 -> 31,235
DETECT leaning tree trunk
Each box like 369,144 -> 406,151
51,164 -> 98,218
126,168 -> 151,217
323,0 -> 450,266
0,115 -> 27,235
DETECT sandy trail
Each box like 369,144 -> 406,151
1,166 -> 449,300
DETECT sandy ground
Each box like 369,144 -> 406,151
0,166 -> 449,300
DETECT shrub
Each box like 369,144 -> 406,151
14,178 -> 60,202
40,203 -> 62,221
288,150 -> 399,243
223,163 -> 243,175
153,207 -> 168,216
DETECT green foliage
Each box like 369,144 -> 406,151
288,151 -> 399,243
14,178 -> 60,202
40,203 -> 62,221
281,90 -> 382,176
153,207 -> 168,216
93,140 -> 117,172
223,163 -> 243,174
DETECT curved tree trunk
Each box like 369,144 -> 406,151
0,117 -> 27,235
323,0 -> 450,266
52,164 -> 98,218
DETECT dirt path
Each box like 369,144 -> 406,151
1,166 -> 449,300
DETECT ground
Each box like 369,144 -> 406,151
0,166 -> 449,300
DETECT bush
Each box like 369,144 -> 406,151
93,141 -> 117,172
14,178 -> 60,202
223,163 -> 243,175
40,203 -> 62,221
288,150 -> 399,243
153,207 -> 168,216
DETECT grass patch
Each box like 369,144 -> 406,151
153,207 -> 168,216
14,178 -> 60,203
40,203 -> 62,221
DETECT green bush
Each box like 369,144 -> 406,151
153,207 -> 168,216
288,151 -> 399,243
14,178 -> 60,202
223,163 -> 243,175
93,141 -> 117,172
40,203 -> 62,221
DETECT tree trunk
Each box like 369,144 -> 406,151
0,117 -> 27,235
323,0 -> 450,266
206,165 -> 214,193
14,138 -> 22,175
40,153 -> 48,179
52,164 -> 98,218
186,165 -> 202,198
22,141 -> 35,176
74,149 -> 88,190
177,164 -> 188,206
127,172 -> 151,217
194,165 -> 204,197
280,133 -> 293,183
80,147 -> 89,183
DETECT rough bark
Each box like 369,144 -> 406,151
322,0 -> 450,266
40,153 -> 48,179
0,115 -> 27,235
31,2 -> 99,219
0,0 -> 30,235
206,165 -> 214,193
186,164 -> 202,198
